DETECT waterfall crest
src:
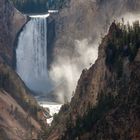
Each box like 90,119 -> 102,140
16,16 -> 52,93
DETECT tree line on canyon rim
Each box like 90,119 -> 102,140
105,20 -> 140,76
40,21 -> 140,139
12,0 -> 70,13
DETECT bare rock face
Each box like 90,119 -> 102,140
46,22 -> 140,140
48,0 -> 140,66
12,8 -> 27,43
0,61 -> 42,140
0,0 -> 43,139
47,0 -> 97,64
0,0 -> 27,66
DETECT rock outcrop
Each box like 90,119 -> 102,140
0,0 -> 27,66
46,0 -> 140,102
0,61 -> 43,140
46,22 -> 140,140
0,0 -> 43,139
48,0 -> 140,65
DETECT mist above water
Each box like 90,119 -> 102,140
48,0 -> 140,103
16,0 -> 140,103
49,39 -> 98,103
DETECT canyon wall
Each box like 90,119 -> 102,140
0,0 -> 27,66
47,0 -> 140,102
0,0 -> 43,139
46,21 -> 140,140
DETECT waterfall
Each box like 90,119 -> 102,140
16,15 -> 52,94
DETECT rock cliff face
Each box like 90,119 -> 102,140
48,0 -> 140,64
0,61 -> 42,140
46,0 -> 140,102
0,0 -> 27,66
47,0 -> 97,66
0,0 -> 42,139
46,22 -> 140,140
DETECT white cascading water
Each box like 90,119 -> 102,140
16,15 -> 52,94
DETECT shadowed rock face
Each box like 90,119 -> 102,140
0,0 -> 27,66
0,61 -> 42,140
0,0 -> 43,139
48,0 -> 140,64
45,22 -> 140,140
46,0 -> 140,103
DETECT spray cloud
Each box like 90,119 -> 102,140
48,0 -> 140,103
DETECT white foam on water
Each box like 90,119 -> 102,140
29,13 -> 50,18
39,101 -> 62,125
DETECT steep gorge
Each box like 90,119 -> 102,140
46,22 -> 140,140
47,0 -> 140,102
0,0 -> 140,139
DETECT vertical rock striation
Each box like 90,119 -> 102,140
0,0 -> 43,139
48,0 -> 140,64
46,22 -> 140,140
0,0 -> 27,66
